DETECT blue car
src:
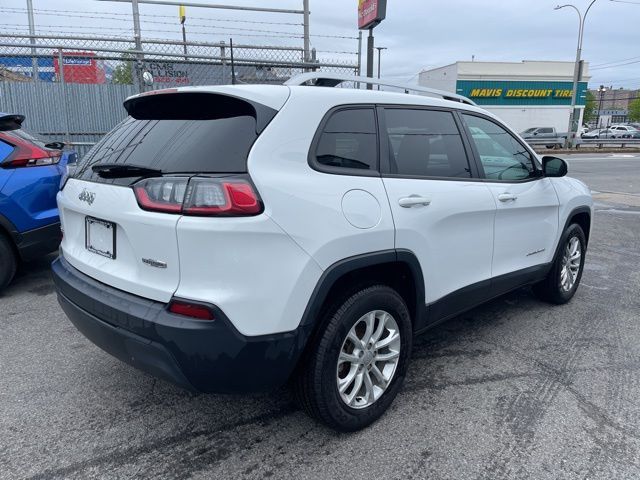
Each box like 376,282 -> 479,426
0,113 -> 76,289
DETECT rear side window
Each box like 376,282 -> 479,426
384,108 -> 471,179
312,108 -> 378,173
74,93 -> 275,185
0,139 -> 14,162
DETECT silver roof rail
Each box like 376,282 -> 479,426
285,72 -> 476,106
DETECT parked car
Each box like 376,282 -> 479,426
581,128 -> 619,139
609,125 -> 639,138
52,75 -> 593,431
0,113 -> 76,289
520,127 -> 565,149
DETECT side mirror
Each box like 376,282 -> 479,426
542,156 -> 568,177
533,131 -> 538,135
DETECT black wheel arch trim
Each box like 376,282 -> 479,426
298,249 -> 426,333
555,206 -> 591,259
0,213 -> 21,244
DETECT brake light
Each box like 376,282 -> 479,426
4,155 -> 61,168
133,178 -> 187,214
1,139 -> 61,168
183,178 -> 261,216
133,176 -> 262,216
168,300 -> 214,320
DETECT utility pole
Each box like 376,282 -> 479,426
356,31 -> 363,76
26,0 -> 38,81
555,0 -> 597,148
596,85 -> 606,128
131,0 -> 145,92
366,29 -> 374,89
303,0 -> 310,68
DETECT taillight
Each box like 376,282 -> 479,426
133,176 -> 262,216
1,139 -> 61,169
168,300 -> 214,320
133,177 -> 187,214
3,154 -> 61,168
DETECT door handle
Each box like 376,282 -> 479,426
498,193 -> 518,202
399,196 -> 431,208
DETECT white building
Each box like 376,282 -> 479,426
419,61 -> 590,133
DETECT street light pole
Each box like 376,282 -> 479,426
555,0 -> 597,148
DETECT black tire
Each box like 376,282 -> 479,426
0,234 -> 17,291
294,285 -> 412,432
533,223 -> 586,304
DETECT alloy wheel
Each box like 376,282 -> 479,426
336,310 -> 401,409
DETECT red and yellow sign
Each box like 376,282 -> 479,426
358,0 -> 387,30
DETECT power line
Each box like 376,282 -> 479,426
591,55 -> 640,68
591,59 -> 640,70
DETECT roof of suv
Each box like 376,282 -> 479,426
127,83 -> 489,117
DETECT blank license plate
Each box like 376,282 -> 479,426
85,216 -> 116,259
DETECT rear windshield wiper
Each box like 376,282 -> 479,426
92,163 -> 163,178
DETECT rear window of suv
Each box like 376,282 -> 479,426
311,107 -> 378,174
74,92 -> 276,185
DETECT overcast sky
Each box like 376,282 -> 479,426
1,0 -> 638,88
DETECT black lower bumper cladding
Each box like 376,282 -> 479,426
51,256 -> 308,393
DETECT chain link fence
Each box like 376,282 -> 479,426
0,33 -> 359,157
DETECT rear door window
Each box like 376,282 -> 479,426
312,107 -> 378,173
383,108 -> 472,179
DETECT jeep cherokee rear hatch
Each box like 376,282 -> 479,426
58,87 -> 287,302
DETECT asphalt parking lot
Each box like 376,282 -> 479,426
2,153 -> 639,480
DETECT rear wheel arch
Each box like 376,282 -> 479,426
0,213 -> 20,252
0,219 -> 19,290
297,250 -> 425,354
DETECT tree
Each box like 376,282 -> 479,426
628,98 -> 640,122
112,52 -> 134,85
583,91 -> 597,124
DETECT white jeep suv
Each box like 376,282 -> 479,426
53,74 -> 593,431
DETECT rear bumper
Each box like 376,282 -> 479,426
52,255 -> 308,393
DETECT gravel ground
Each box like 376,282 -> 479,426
1,154 -> 639,480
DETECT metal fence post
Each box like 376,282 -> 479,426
26,0 -> 39,81
131,0 -> 145,92
220,41 -> 227,84
57,50 -> 71,144
303,0 -> 310,70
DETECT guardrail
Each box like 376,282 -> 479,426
525,137 -> 640,149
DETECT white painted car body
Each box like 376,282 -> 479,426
57,83 -> 594,339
